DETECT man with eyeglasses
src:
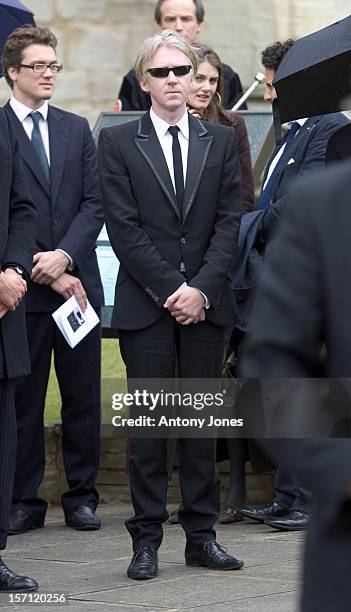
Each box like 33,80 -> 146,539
99,30 -> 244,580
115,0 -> 244,111
2,26 -> 104,535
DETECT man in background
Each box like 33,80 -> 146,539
116,0 -> 244,111
2,26 -> 104,535
0,107 -> 38,592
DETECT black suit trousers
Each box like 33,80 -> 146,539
0,380 -> 16,550
119,312 -> 226,550
12,312 -> 101,522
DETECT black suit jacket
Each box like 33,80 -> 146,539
243,162 -> 351,612
262,113 -> 349,241
5,103 -> 104,312
118,64 -> 245,111
99,111 -> 243,330
0,108 -> 37,379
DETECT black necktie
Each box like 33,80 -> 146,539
30,111 -> 50,183
255,121 -> 300,211
168,125 -> 184,213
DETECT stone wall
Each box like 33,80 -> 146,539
40,424 -> 274,506
1,1 -> 350,125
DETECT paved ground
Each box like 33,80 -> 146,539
0,503 -> 303,611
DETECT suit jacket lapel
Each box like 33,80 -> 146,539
135,112 -> 180,220
183,114 -> 213,224
48,106 -> 68,209
5,102 -> 50,197
270,117 -> 322,197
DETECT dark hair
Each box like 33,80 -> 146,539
154,0 -> 205,25
261,39 -> 295,72
2,26 -> 57,88
190,42 -> 233,126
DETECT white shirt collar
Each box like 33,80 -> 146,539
150,107 -> 189,141
289,118 -> 308,128
9,96 -> 49,123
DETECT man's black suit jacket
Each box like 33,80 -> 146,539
5,103 -> 104,312
0,108 -> 37,379
99,111 -> 243,330
243,162 -> 351,612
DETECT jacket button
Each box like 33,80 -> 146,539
52,218 -> 58,225
180,237 -> 186,244
155,297 -> 159,302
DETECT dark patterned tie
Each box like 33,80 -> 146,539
30,111 -> 50,183
168,125 -> 184,214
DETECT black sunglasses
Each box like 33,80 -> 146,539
146,65 -> 192,78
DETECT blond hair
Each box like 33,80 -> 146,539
135,30 -> 197,82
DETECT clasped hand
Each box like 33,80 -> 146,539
164,286 -> 205,325
0,269 -> 27,319
32,250 -> 70,284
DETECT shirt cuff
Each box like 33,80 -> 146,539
198,289 -> 210,309
176,283 -> 210,309
56,249 -> 74,271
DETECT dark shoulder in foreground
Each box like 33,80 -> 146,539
287,158 -> 351,217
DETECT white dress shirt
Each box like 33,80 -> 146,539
10,96 -> 50,164
150,107 -> 189,191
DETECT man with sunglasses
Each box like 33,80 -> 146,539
2,26 -> 104,535
115,0 -> 244,111
99,30 -> 244,580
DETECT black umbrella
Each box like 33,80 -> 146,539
0,0 -> 35,77
273,15 -> 351,124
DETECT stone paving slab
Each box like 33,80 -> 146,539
2,504 -> 302,611
185,591 -> 299,611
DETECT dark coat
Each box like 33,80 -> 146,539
5,103 -> 104,312
261,112 -> 349,242
118,64 -> 245,111
0,108 -> 37,379
99,111 -> 243,330
243,163 -> 351,612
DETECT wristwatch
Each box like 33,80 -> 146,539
4,265 -> 26,280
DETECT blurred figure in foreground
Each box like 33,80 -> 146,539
243,161 -> 351,612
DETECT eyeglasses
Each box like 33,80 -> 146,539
19,63 -> 63,74
146,65 -> 191,78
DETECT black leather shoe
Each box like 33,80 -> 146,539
185,541 -> 244,570
127,545 -> 158,580
241,501 -> 288,523
264,510 -> 310,531
8,510 -> 43,535
0,559 -> 38,592
65,505 -> 101,531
